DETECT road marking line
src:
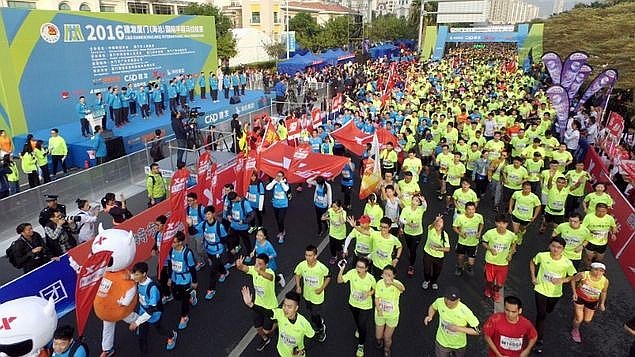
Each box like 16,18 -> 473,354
228,235 -> 330,357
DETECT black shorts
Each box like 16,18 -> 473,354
574,297 -> 599,310
545,212 -> 565,224
422,156 -> 432,166
438,172 -> 447,181
455,243 -> 477,258
252,304 -> 274,330
447,184 -> 460,196
511,214 -> 531,226
585,242 -> 608,254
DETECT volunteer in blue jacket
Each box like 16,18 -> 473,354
186,74 -> 195,101
166,231 -> 198,330
247,171 -> 266,228
307,176 -> 332,237
209,72 -> 219,102
90,125 -> 107,165
340,154 -> 355,209
178,78 -> 189,107
240,71 -> 247,95
95,91 -> 107,130
188,205 -> 229,301
120,87 -> 131,123
76,95 -> 92,137
138,84 -> 150,119
168,80 -> 178,113
231,72 -> 240,97
198,72 -> 207,99
110,87 -> 124,127
227,191 -> 255,263
127,82 -> 138,117
130,262 -> 178,352
266,171 -> 290,243
223,73 -> 231,99
152,84 -> 164,117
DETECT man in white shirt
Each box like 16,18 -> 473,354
564,119 -> 581,161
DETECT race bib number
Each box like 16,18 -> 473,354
139,294 -> 147,306
232,210 -> 241,220
464,228 -> 477,237
516,204 -> 530,214
342,170 -> 351,178
440,320 -> 457,336
493,242 -> 507,253
280,332 -> 297,347
254,286 -> 265,298
204,233 -> 217,243
316,195 -> 327,206
592,230 -> 608,240
98,278 -> 113,295
542,271 -> 561,283
304,276 -> 319,288
352,290 -> 366,302
379,300 -> 394,313
171,261 -> 183,272
356,242 -> 370,254
550,201 -> 564,210
499,335 -> 523,351
579,284 -> 601,300
375,249 -> 389,260
274,191 -> 286,200
190,215 -> 199,225
247,192 -> 257,202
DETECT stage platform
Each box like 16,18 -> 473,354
13,90 -> 272,168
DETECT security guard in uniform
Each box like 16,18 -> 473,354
39,195 -> 67,228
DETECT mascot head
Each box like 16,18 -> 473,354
0,296 -> 57,357
92,224 -> 136,271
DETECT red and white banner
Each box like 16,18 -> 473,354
359,133 -> 381,199
197,151 -> 214,206
331,121 -> 400,157
158,168 -> 190,277
311,108 -> 322,129
606,112 -> 625,138
286,117 -> 301,140
258,142 -> 349,183
332,93 -> 343,112
75,250 -> 112,336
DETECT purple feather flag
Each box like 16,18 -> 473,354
567,64 -> 593,100
576,69 -> 618,110
560,51 -> 589,91
541,52 -> 562,85
546,85 -> 570,138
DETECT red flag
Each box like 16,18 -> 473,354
158,168 -> 190,277
197,151 -> 214,206
238,153 -> 258,196
607,112 -> 625,138
75,250 -> 112,336
258,142 -> 348,183
262,119 -> 278,148
359,133 -> 382,199
331,120 -> 372,156
332,93 -> 343,111
376,127 -> 399,147
286,117 -> 301,139
311,108 -> 322,129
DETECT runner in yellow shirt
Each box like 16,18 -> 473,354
322,200 -> 347,265
370,217 -> 403,279
452,202 -> 483,277
402,149 -> 422,182
570,262 -> 609,343
399,195 -> 426,277
374,265 -> 405,356
540,175 -> 570,235
337,257 -> 376,357
582,203 -> 617,267
294,245 -> 331,342
482,214 -> 518,302
424,287 -> 480,356
509,181 -> 541,245
436,144 -> 454,198
452,178 -> 478,219
445,153 -> 466,209
344,215 -> 373,262
582,182 -> 614,214
501,157 -> 529,210
552,213 -> 590,267
422,215 -> 451,291
564,162 -> 590,214
552,144 -> 573,172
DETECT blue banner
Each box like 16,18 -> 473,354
0,255 -> 77,318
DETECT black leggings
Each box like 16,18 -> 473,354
349,305 -> 371,345
423,253 -> 444,284
207,253 -> 227,291
231,229 -> 252,255
306,301 -> 325,331
534,292 -> 560,340
171,284 -> 192,317
315,206 -> 328,234
159,266 -> 170,297
138,317 -> 174,353
329,236 -> 344,258
273,207 -> 287,233
404,233 -> 422,267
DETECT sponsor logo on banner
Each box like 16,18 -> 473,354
40,23 -> 61,43
75,250 -> 112,336
39,280 -> 68,304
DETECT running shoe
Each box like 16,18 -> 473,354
205,290 -> 217,300
219,271 -> 229,282
533,339 -> 544,353
178,316 -> 190,330
162,295 -> 174,304
375,339 -> 384,350
166,331 -> 178,350
407,266 -> 415,277
278,236 -> 285,244
454,266 -> 463,277
421,281 -> 430,290
278,274 -> 286,288
256,337 -> 271,352
244,256 -> 253,264
248,226 -> 257,234
195,261 -> 206,272
317,318 -> 327,342
99,349 -> 115,357
432,283 -> 439,290
189,289 -> 198,306
356,344 -> 365,357
571,328 -> 582,343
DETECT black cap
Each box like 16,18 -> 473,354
232,113 -> 238,119
45,195 -> 59,201
444,286 -> 460,301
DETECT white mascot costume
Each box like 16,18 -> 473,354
91,225 -> 138,355
0,296 -> 57,357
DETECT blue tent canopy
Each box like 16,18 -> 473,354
370,43 -> 398,59
319,48 -> 355,66
277,54 -> 314,75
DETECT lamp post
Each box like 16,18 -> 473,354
286,0 -> 290,59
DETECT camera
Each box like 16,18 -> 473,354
64,215 -> 82,223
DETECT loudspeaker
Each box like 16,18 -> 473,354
105,136 -> 126,162
229,95 -> 241,104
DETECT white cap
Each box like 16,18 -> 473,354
590,262 -> 606,270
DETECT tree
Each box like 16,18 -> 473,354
263,40 -> 286,61
289,13 -> 322,50
408,0 -> 437,29
182,4 -> 237,60
367,15 -> 416,42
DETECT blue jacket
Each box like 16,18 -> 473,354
186,78 -> 195,91
110,93 -> 122,109
168,85 -> 178,99
209,77 -> 219,90
229,199 -> 253,231
91,133 -> 107,158
231,75 -> 240,86
198,75 -> 206,87
120,91 -> 131,106
137,278 -> 162,324
76,102 -> 90,119
178,82 -> 189,96
275,81 -> 286,97
240,73 -> 247,85
152,89 -> 163,103
167,247 -> 197,285
137,89 -> 149,105
223,76 -> 231,88
194,219 -> 227,255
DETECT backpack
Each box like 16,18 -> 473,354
230,199 -> 256,226
6,238 -> 24,269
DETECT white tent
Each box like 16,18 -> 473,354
229,28 -> 275,66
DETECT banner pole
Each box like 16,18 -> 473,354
600,85 -> 613,127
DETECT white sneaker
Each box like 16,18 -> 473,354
421,281 -> 430,289
278,273 -> 286,288
432,283 -> 439,290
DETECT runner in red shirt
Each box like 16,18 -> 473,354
483,296 -> 537,357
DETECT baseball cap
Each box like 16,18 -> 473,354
590,262 -> 606,270
444,286 -> 460,301
358,215 -> 371,224
45,195 -> 59,202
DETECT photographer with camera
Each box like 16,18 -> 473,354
171,110 -> 188,166
44,208 -> 77,257
75,198 -> 100,244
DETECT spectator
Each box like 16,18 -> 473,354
75,198 -> 99,244
39,195 -> 67,228
44,209 -> 77,257
147,162 -> 167,207
48,128 -> 68,176
13,223 -> 50,273
150,129 -> 166,162
102,192 -> 132,226
20,139 -> 39,188
0,159 -> 10,199
91,125 -> 108,165
0,129 -> 12,157
34,140 -> 51,183
3,154 -> 19,195
50,325 -> 88,356
171,111 -> 187,166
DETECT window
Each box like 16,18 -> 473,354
7,1 -> 35,8
100,4 -> 115,12
58,2 -> 70,10
79,3 -> 91,11
128,2 -> 149,13
153,4 -> 174,14
251,11 -> 260,24
273,12 -> 279,23
177,6 -> 187,14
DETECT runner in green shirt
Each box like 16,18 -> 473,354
509,181 -> 542,245
399,195 -> 426,276
424,288 -> 480,355
529,237 -> 577,353
564,162 -> 590,213
452,202 -> 483,277
552,213 -> 590,264
452,178 -> 479,218
370,217 -> 403,279
482,214 -> 518,302
294,245 -> 331,342
344,215 -> 373,260
502,157 -> 528,211
322,200 -> 347,264
582,182 -> 614,214
374,265 -> 405,356
445,153 -> 466,210
337,257 -> 376,357
422,215 -> 451,291
582,203 -> 617,266
241,287 -> 314,357
540,175 -> 569,235
235,254 -> 276,351
524,151 -> 544,193
552,144 -> 573,172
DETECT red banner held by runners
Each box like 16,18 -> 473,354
607,112 -> 625,138
311,108 -> 322,129
158,168 -> 190,277
75,250 -> 112,336
331,121 -> 372,156
286,117 -> 301,139
197,151 -> 214,206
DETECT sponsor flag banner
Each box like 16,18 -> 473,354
577,69 -> 618,109
541,52 -> 562,84
606,112 -> 625,138
197,151 -> 214,206
311,108 -> 322,128
158,168 -> 190,277
567,64 -> 593,99
332,93 -> 343,112
75,250 -> 112,336
359,133 -> 381,199
258,142 -> 348,183
331,121 -> 371,156
545,85 -> 570,138
559,51 -> 589,91
286,117 -> 301,139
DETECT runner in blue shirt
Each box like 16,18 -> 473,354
266,171 -> 290,243
166,231 -> 198,330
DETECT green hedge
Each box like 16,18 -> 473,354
229,60 -> 278,72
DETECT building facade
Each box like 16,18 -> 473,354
489,0 -> 539,24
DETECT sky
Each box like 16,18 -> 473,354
526,0 -> 594,17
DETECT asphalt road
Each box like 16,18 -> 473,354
1,163 -> 634,357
